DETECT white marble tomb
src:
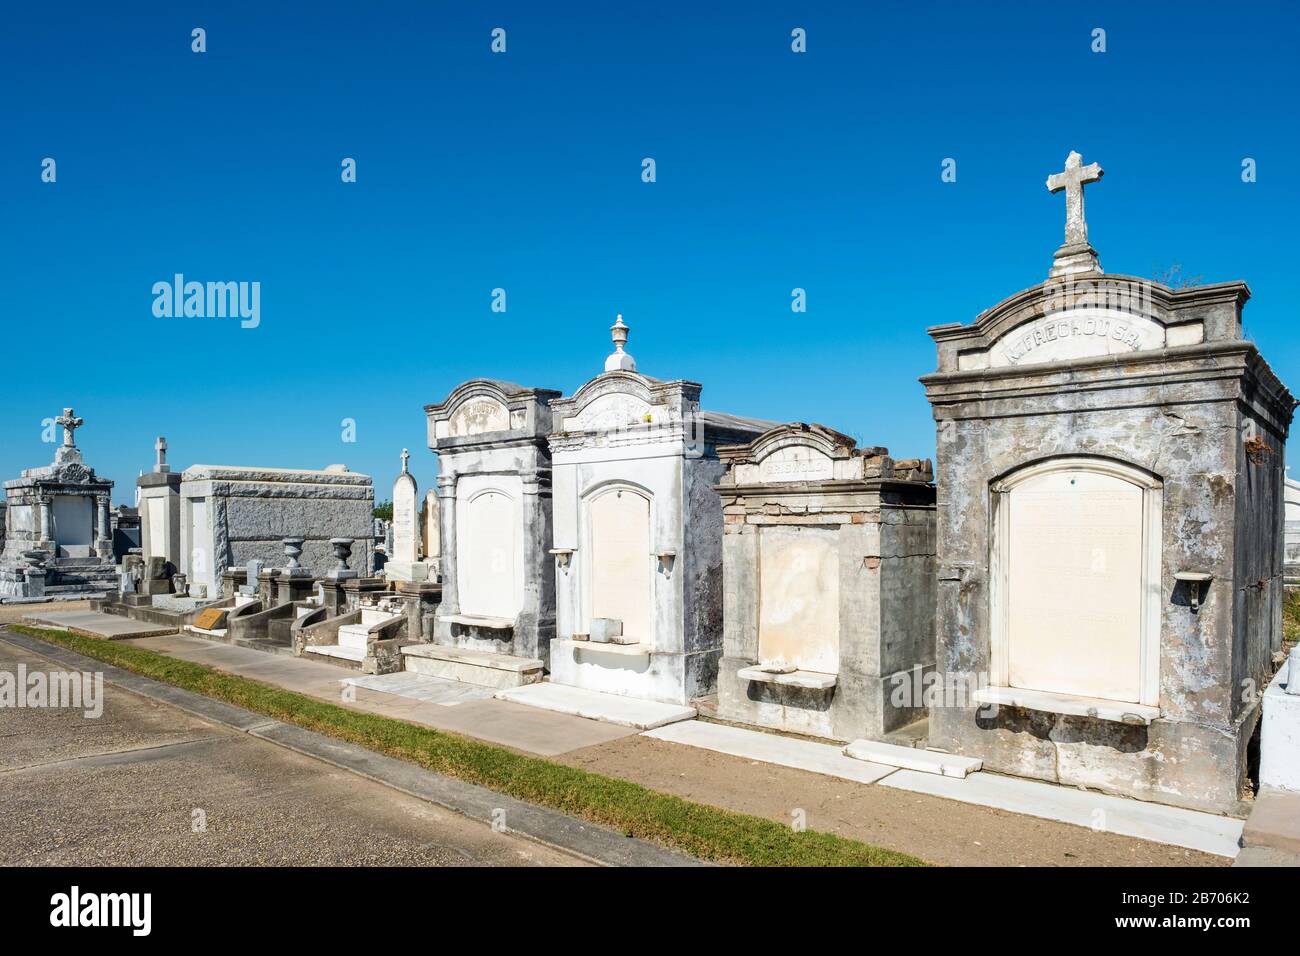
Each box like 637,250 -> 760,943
547,317 -> 775,705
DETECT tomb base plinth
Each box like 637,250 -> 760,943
401,643 -> 543,688
548,638 -> 718,707
384,560 -> 432,583
276,572 -> 316,606
717,655 -> 932,742
1261,663 -> 1300,793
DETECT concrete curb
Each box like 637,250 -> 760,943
1,627 -> 707,868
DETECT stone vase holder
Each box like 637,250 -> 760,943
327,537 -> 358,580
282,536 -> 310,577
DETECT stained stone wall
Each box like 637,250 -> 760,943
716,424 -> 937,740
923,275 -> 1295,814
178,465 -> 375,595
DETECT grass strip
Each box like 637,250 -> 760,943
9,625 -> 927,868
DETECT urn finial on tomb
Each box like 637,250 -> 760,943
605,313 -> 636,372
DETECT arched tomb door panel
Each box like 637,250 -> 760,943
587,488 -> 652,645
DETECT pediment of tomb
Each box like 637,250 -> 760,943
927,275 -> 1249,373
427,379 -> 562,443
551,371 -> 702,437
719,423 -> 892,485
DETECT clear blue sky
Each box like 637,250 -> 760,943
3,1 -> 1296,505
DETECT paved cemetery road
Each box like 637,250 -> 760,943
0,634 -> 587,866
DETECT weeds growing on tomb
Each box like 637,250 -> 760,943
1283,589 -> 1300,646
9,625 -> 927,868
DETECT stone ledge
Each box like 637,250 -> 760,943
401,643 -> 543,673
1242,788 -> 1300,855
972,686 -> 1159,725
560,638 -> 650,659
844,738 -> 982,778
441,613 -> 514,630
496,682 -> 695,730
736,666 -> 837,690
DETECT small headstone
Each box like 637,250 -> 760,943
192,607 -> 228,630
239,558 -> 264,596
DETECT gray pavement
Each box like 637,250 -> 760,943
0,634 -> 586,866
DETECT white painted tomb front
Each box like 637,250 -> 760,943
548,317 -> 774,705
424,378 -> 560,671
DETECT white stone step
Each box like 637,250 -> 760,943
878,767 -> 1243,858
644,720 -> 898,784
843,739 -> 983,778
338,624 -> 370,653
307,643 -> 365,662
401,643 -> 543,689
496,682 -> 696,730
361,607 -> 402,628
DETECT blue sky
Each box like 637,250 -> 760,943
2,1 -> 1296,504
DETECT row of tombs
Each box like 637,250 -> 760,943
6,157 -> 1297,819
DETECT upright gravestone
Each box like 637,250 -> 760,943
138,435 -> 181,568
421,488 -> 441,578
384,449 -> 431,582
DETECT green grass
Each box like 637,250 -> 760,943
8,624 -> 926,868
1285,588 -> 1300,646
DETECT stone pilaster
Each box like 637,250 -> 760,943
435,474 -> 459,617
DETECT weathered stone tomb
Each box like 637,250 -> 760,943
421,378 -> 560,680
1,408 -> 117,600
548,318 -> 773,705
921,152 -> 1295,813
178,464 -> 375,599
715,423 -> 936,739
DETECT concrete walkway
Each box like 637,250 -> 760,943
497,682 -> 696,730
23,609 -> 178,640
125,633 -> 639,757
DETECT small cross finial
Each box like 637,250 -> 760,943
604,313 -> 636,372
1045,150 -> 1104,277
55,407 -> 84,448
400,448 -> 410,474
154,436 -> 169,473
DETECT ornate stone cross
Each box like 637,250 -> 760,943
400,448 -> 410,474
55,408 -> 84,448
1046,151 -> 1104,278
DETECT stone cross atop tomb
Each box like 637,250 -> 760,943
54,408 -> 85,464
154,436 -> 169,473
1046,150 -> 1104,278
400,447 -> 410,474
56,408 -> 84,447
604,314 -> 637,372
